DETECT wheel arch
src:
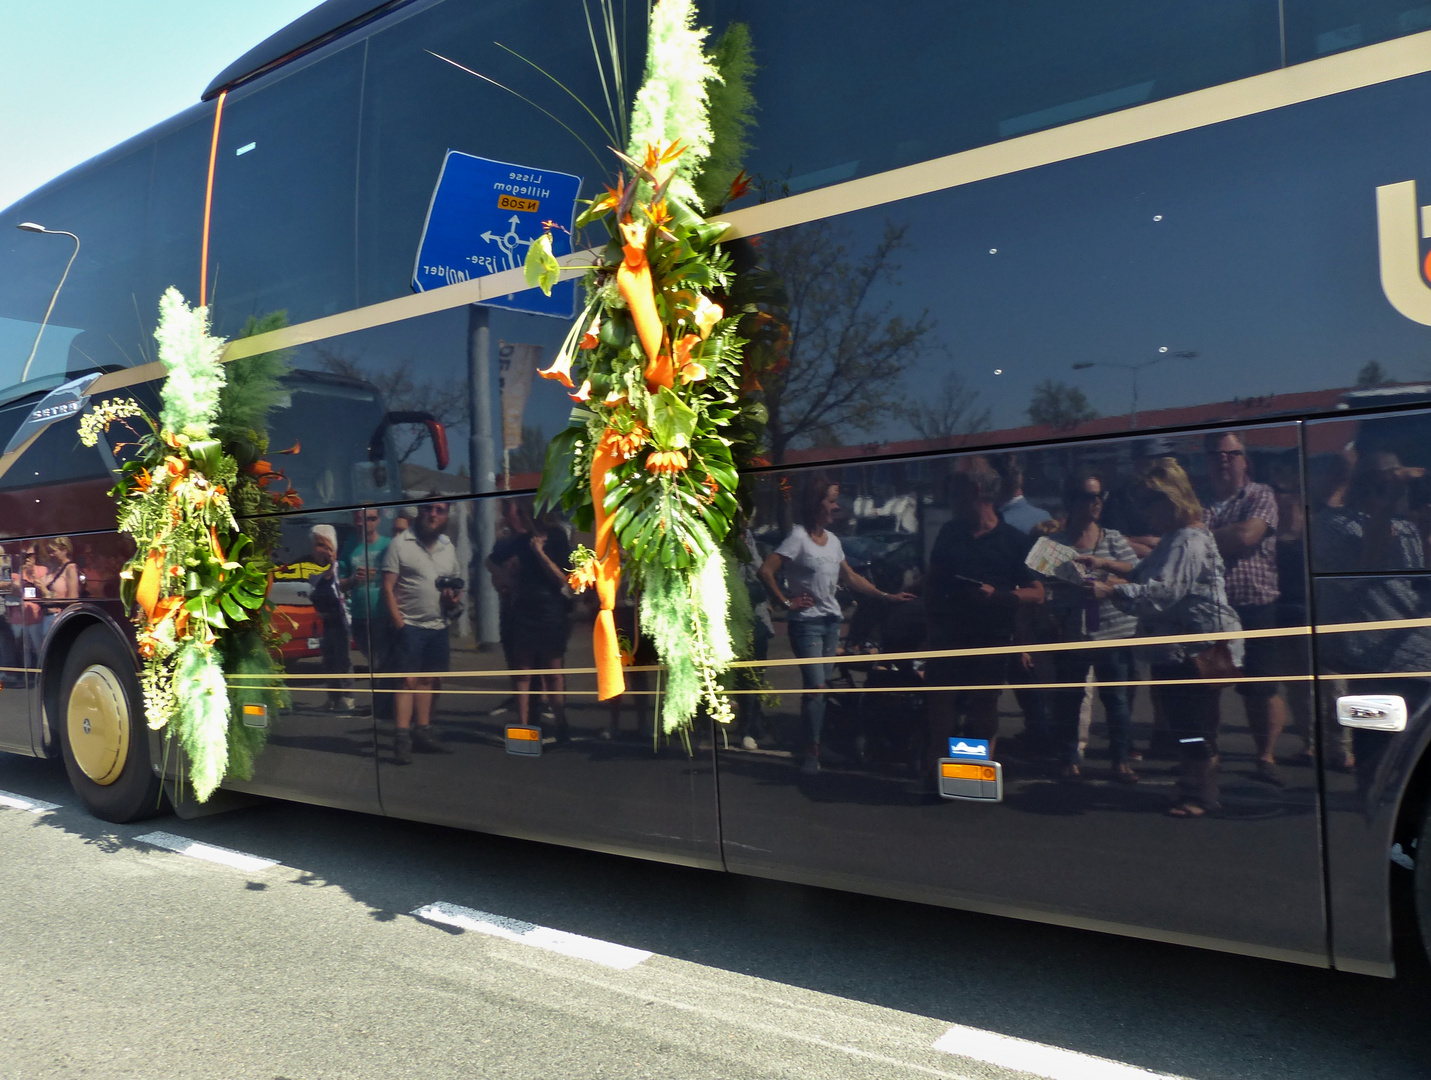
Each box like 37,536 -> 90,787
35,604 -> 138,757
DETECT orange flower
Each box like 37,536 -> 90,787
579,316 -> 602,350
645,449 -> 688,476
727,170 -> 752,203
647,198 -> 672,231
673,334 -> 706,384
137,638 -> 155,659
693,296 -> 722,340
641,140 -> 686,175
537,349 -> 575,388
133,467 -> 152,492
163,456 -> 186,478
567,561 -> 597,594
569,379 -> 592,403
610,421 -> 649,460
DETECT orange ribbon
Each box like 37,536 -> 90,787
616,220 -> 669,391
590,429 -> 626,701
135,549 -> 164,622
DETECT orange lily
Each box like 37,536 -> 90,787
538,348 -> 575,388
673,334 -> 706,384
693,296 -> 722,340
579,317 -> 602,350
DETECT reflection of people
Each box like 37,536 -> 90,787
1204,432 -> 1288,786
997,455 -> 1053,535
382,502 -> 460,764
922,461 -> 1044,766
339,509 -> 390,669
486,503 -> 573,735
736,520 -> 773,750
1051,472 -> 1139,782
308,525 -> 356,714
1094,459 -> 1242,817
760,477 -> 912,775
1312,449 -> 1431,790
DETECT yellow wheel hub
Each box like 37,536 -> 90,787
67,666 -> 129,786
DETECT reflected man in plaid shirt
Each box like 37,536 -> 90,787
1204,431 -> 1288,786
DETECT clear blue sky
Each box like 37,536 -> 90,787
0,1 -> 324,211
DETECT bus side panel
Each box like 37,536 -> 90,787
370,495 -> 723,870
1307,413 -> 1431,976
719,427 -> 1328,962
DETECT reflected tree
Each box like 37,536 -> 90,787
907,370 -> 991,444
1027,379 -> 1098,431
1356,360 -> 1393,389
761,221 -> 934,462
314,348 -> 467,463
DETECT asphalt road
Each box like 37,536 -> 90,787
2,750 -> 1429,1080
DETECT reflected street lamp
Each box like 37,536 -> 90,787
1072,348 -> 1197,427
15,222 -> 81,383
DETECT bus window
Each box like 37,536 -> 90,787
0,143 -> 154,401
1285,0 -> 1431,64
208,42 -> 362,339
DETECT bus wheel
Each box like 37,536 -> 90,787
57,626 -> 165,823
1419,799 -> 1431,969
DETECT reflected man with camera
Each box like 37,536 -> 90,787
381,501 -> 462,764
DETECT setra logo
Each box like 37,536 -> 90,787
1375,180 -> 1431,326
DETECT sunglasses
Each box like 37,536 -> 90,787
1207,448 -> 1244,458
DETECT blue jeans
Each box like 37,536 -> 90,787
1054,645 -> 1133,765
788,615 -> 840,746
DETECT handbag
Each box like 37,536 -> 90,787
1192,640 -> 1241,681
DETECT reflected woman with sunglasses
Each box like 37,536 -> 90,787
1050,472 -> 1140,782
1091,459 -> 1242,817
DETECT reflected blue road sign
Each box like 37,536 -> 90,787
948,738 -> 992,760
412,151 -> 581,318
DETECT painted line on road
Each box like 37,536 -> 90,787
134,831 -> 278,873
0,789 -> 59,814
933,1024 -> 1185,1080
413,901 -> 653,970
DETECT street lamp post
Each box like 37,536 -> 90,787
1072,348 -> 1197,427
15,222 -> 81,384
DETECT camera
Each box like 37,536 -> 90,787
435,576 -> 465,593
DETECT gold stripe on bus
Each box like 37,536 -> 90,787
224,615 -> 1431,685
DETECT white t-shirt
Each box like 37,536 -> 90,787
774,525 -> 844,620
381,530 -> 461,630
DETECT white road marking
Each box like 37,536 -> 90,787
933,1023 -> 1185,1080
413,901 -> 653,970
0,789 -> 59,813
134,831 -> 277,872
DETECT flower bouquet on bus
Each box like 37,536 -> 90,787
526,142 -> 769,740
79,289 -> 293,801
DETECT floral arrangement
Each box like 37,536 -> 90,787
79,289 -> 292,800
525,0 -> 766,735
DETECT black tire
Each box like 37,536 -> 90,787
56,625 -> 165,823
1419,799 -> 1431,969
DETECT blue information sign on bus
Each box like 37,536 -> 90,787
948,738 -> 992,760
412,151 -> 581,318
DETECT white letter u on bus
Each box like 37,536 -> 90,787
1376,179 -> 1431,326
